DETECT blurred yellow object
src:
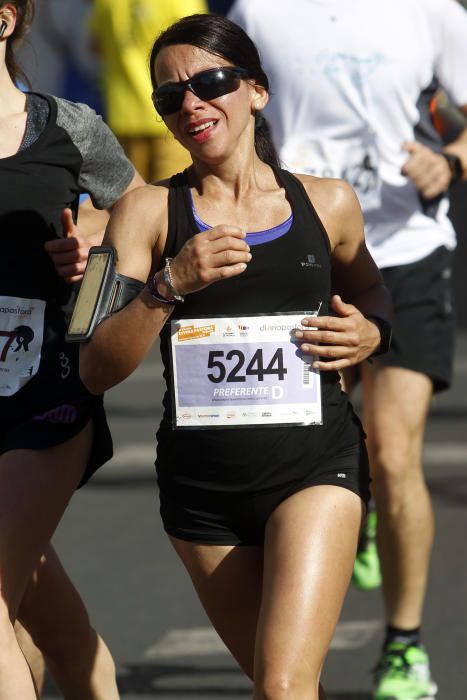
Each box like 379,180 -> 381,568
117,133 -> 194,183
89,0 -> 208,180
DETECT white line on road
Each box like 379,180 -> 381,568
97,441 -> 467,477
144,620 -> 383,660
331,620 -> 382,650
145,627 -> 228,659
423,443 -> 467,465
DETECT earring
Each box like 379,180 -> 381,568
0,21 -> 7,38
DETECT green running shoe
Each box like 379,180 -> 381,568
352,509 -> 382,590
373,642 -> 438,700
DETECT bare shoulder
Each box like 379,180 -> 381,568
295,173 -> 360,216
109,182 -> 168,225
293,173 -> 363,248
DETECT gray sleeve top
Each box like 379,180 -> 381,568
54,96 -> 135,209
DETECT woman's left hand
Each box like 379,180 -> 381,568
44,208 -> 102,283
294,294 -> 381,371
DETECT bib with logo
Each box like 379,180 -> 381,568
170,312 -> 322,429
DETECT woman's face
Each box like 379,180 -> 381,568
153,44 -> 265,165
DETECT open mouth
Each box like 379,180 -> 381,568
187,120 -> 218,136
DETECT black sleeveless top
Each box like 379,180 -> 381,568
156,167 -> 363,494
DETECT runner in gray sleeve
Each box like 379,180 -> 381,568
0,1 -> 144,697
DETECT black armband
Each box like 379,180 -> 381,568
66,246 -> 144,342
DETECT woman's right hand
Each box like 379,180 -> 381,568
165,225 -> 252,295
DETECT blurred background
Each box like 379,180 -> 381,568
15,2 -> 466,698
17,0 -> 467,324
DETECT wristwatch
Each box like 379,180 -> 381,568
147,258 -> 185,305
441,152 -> 463,185
365,315 -> 392,357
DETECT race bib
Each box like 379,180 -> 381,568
170,313 -> 322,429
0,296 -> 46,396
282,133 -> 381,212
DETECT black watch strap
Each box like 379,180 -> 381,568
441,152 -> 463,185
366,315 -> 392,357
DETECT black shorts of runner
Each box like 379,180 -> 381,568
379,246 -> 455,393
0,397 -> 113,488
158,437 -> 370,546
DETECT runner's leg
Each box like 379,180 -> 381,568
253,485 -> 363,699
18,544 -> 119,700
360,363 -> 433,626
171,484 -> 363,699
0,422 -> 97,699
14,621 -> 45,695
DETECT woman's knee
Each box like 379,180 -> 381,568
369,433 -> 422,489
255,668 -> 319,700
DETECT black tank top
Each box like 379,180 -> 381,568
156,167 -> 363,493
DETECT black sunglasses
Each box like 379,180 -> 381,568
152,66 -> 250,117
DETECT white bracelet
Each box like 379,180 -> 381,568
162,258 -> 184,302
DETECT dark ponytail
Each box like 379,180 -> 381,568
2,0 -> 35,86
254,111 -> 280,168
149,13 -> 280,167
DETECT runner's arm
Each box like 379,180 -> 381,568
293,177 -> 393,370
79,186 -> 252,394
79,185 -> 172,394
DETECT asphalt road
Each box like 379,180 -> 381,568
42,332 -> 467,700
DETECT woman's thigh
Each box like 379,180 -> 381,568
170,483 -> 364,689
170,537 -> 263,677
255,485 -> 364,685
0,421 -> 93,615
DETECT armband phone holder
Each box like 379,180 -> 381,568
66,246 -> 144,342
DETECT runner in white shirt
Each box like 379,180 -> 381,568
229,1 -> 467,698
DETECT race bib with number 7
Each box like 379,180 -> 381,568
0,296 -> 46,397
169,312 -> 322,429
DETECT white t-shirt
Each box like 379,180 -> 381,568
229,0 -> 467,268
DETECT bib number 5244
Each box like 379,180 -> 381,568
207,348 -> 287,384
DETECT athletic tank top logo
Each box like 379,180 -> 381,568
301,254 -> 322,269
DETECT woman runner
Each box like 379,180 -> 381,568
0,1 -> 144,697
80,14 -> 392,699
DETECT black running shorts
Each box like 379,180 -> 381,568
0,397 -> 113,487
159,437 -> 370,546
379,246 -> 455,392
